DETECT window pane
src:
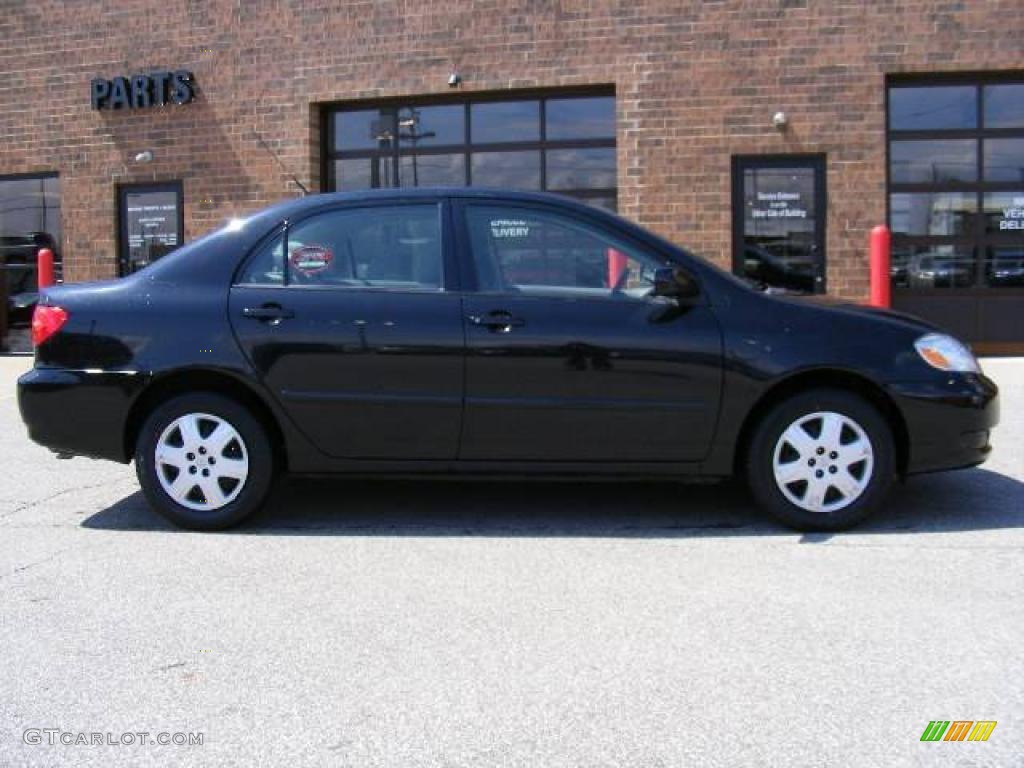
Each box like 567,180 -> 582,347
986,246 -> 1024,287
396,105 -> 464,148
286,205 -> 442,289
584,194 -> 617,212
740,166 -> 818,293
983,192 -> 1024,235
240,231 -> 285,285
546,148 -> 616,191
891,245 -> 976,289
471,151 -> 541,189
0,175 -> 61,353
984,84 -> 1024,129
398,153 -> 465,187
471,101 -> 540,143
546,96 -> 615,140
333,109 -> 397,151
556,192 -> 618,212
334,157 -> 393,190
889,139 -> 977,183
122,188 -> 181,273
983,139 -> 1024,183
888,85 -> 977,131
464,205 -> 665,297
889,192 -> 977,236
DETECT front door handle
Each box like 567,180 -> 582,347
242,304 -> 295,322
467,311 -> 525,333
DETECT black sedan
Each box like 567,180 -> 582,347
17,189 -> 999,531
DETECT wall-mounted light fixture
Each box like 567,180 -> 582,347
134,150 -> 154,164
448,72 -> 462,88
772,111 -> 788,130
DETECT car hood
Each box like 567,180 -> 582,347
785,294 -> 940,333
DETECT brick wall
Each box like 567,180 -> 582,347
1,0 -> 1021,294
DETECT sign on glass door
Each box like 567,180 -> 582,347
732,155 -> 827,294
118,182 -> 183,275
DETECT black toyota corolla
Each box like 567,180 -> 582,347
17,189 -> 999,531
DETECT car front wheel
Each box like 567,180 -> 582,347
746,389 -> 895,531
135,393 -> 275,530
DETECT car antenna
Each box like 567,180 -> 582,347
251,128 -> 309,196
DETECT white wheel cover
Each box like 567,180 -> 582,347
155,412 -> 249,512
772,411 -> 874,514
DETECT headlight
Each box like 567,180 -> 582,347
914,333 -> 980,373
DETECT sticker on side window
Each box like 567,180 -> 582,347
289,244 -> 333,274
490,219 -> 530,238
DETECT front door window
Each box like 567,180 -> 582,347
463,204 -> 666,299
732,155 -> 827,294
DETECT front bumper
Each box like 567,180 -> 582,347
889,372 -> 1000,475
17,367 -> 149,463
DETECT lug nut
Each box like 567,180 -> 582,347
829,466 -> 837,474
186,452 -> 195,461
209,457 -> 216,465
808,458 -> 816,466
201,468 -> 210,477
188,466 -> 197,474
829,451 -> 838,460
815,469 -> 824,478
816,447 -> 825,455
199,447 -> 207,455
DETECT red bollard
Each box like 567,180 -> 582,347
37,248 -> 55,290
868,225 -> 891,309
607,248 -> 628,289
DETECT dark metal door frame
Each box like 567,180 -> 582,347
731,154 -> 828,293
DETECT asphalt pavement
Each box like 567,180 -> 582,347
0,354 -> 1021,767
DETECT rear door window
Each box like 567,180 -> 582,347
239,204 -> 443,290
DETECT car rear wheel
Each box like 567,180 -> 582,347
135,393 -> 275,530
746,389 -> 895,531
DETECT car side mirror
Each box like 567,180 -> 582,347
651,266 -> 700,301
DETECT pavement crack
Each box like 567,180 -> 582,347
0,479 -> 135,521
4,548 -> 71,581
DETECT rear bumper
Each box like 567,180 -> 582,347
889,372 -> 1000,475
17,367 -> 149,463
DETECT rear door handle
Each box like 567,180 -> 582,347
467,311 -> 525,333
242,304 -> 295,322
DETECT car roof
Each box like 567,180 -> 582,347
245,187 -> 608,225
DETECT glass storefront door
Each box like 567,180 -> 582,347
118,182 -> 184,275
731,155 -> 827,294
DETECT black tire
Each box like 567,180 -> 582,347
135,392 -> 275,530
745,388 -> 895,532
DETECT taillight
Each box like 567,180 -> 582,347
32,305 -> 68,347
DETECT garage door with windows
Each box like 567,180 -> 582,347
888,76 -> 1024,353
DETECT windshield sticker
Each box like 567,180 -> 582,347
490,219 -> 531,238
289,245 -> 333,274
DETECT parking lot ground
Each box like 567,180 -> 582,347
1,355 -> 1022,767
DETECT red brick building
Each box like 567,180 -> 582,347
1,1 -> 1022,352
